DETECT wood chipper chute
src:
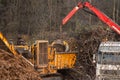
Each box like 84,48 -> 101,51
0,32 -> 18,56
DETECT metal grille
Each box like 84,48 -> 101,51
100,70 -> 120,75
99,42 -> 120,52
99,70 -> 120,80
101,78 -> 120,80
39,42 -> 48,66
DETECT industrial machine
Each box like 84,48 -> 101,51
95,42 -> 120,80
31,40 -> 76,75
0,32 -> 77,79
62,1 -> 120,80
1,1 -> 120,80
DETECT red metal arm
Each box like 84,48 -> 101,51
84,2 -> 120,34
62,1 -> 120,34
62,2 -> 83,25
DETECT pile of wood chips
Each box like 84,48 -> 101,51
0,49 -> 41,80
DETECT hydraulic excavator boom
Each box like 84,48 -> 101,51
62,2 -> 120,34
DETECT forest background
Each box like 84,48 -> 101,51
0,0 -> 120,43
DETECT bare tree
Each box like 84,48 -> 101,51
113,0 -> 116,21
116,0 -> 119,23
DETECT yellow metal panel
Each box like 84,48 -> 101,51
55,53 -> 76,69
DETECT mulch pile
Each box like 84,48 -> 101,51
0,49 -> 41,80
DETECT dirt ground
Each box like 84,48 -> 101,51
0,49 -> 41,80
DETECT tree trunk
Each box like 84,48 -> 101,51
113,0 -> 116,21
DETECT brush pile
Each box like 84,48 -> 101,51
66,26 -> 120,80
